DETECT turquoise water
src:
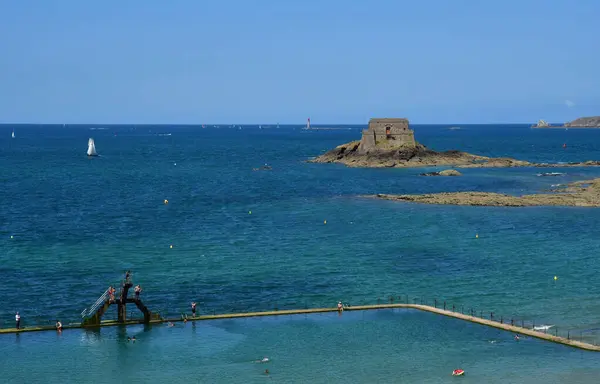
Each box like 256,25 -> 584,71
2,124 -> 600,381
1,309 -> 599,383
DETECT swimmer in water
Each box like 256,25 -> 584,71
168,322 -> 175,327
514,334 -> 520,341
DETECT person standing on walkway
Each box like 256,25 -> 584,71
191,302 -> 197,317
125,270 -> 131,283
134,285 -> 142,300
15,312 -> 20,329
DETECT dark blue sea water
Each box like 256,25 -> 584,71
1,123 -> 600,382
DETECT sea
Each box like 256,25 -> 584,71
1,123 -> 600,383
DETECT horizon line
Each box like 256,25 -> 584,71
0,122 -> 547,126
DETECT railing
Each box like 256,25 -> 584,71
80,277 -> 131,319
81,289 -> 110,319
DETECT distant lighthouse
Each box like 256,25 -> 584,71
303,118 -> 311,130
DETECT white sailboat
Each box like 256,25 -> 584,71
87,138 -> 98,156
302,118 -> 311,130
11,129 -> 15,139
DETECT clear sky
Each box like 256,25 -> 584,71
1,0 -> 599,124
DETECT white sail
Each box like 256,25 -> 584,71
306,118 -> 310,129
11,129 -> 15,139
87,138 -> 97,156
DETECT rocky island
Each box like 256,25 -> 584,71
371,178 -> 600,207
564,116 -> 600,128
309,118 -> 600,168
420,169 -> 462,176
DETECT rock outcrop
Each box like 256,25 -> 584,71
309,118 -> 600,169
420,169 -> 462,176
564,116 -> 600,128
370,178 -> 600,207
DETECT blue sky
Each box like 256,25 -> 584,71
1,0 -> 599,124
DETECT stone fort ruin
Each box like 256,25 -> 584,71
357,118 -> 416,153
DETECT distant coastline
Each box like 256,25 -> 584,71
302,127 -> 353,131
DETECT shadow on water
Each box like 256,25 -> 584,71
82,327 -> 102,343
117,326 -> 128,343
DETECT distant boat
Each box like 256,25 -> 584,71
537,172 -> 564,177
533,325 -> 554,331
87,138 -> 98,157
302,118 -> 311,130
11,129 -> 15,139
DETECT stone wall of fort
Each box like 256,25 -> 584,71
358,118 -> 416,153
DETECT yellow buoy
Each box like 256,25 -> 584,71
170,245 -> 173,249
554,276 -> 558,281
164,199 -> 169,205
475,233 -> 479,238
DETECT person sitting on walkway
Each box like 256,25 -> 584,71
337,301 -> 344,312
56,321 -> 62,331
